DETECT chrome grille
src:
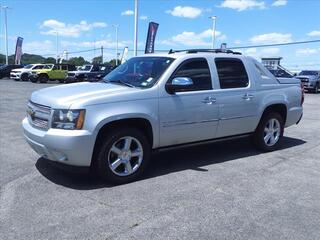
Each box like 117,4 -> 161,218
27,101 -> 51,130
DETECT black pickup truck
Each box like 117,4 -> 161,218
65,64 -> 113,83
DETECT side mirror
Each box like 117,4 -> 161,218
166,77 -> 194,94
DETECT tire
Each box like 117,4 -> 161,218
21,73 -> 29,81
39,74 -> 49,83
314,83 -> 319,94
30,77 -> 38,83
59,79 -> 65,84
94,127 -> 151,184
252,112 -> 284,152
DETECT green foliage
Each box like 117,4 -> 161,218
107,59 -> 121,67
67,56 -> 90,66
92,56 -> 103,64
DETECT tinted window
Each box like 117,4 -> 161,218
215,58 -> 249,89
170,58 -> 212,92
33,65 -> 44,70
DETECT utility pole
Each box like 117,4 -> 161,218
2,6 -> 10,64
209,16 -> 217,49
112,24 -> 119,66
133,0 -> 138,56
101,46 -> 103,64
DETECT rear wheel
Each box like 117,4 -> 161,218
39,74 -> 49,83
253,112 -> 284,152
94,127 -> 151,184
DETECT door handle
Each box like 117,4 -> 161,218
242,93 -> 254,100
202,97 -> 216,104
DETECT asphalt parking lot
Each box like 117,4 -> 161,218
0,79 -> 319,240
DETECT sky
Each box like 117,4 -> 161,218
0,0 -> 319,71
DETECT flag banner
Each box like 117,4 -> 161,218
14,37 -> 24,64
121,47 -> 129,64
145,22 -> 159,54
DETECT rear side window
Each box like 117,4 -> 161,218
170,58 -> 212,91
215,58 -> 249,89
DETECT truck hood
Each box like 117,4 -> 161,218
296,75 -> 317,81
30,82 -> 144,109
68,70 -> 90,74
11,68 -> 26,73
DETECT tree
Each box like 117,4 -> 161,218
92,56 -> 103,64
107,59 -> 121,67
45,57 -> 56,64
67,56 -> 89,66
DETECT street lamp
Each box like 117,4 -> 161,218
1,5 -> 11,64
112,24 -> 119,66
53,31 -> 59,63
209,16 -> 217,49
133,0 -> 138,56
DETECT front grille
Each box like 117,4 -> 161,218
299,78 -> 309,83
27,101 -> 51,130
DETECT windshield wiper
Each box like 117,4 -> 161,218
105,79 -> 135,88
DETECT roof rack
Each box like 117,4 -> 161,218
168,49 -> 242,55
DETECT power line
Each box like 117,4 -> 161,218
40,39 -> 320,57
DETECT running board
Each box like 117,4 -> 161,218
154,133 -> 252,153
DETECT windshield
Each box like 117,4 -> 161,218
103,57 -> 175,88
299,71 -> 318,76
79,65 -> 92,71
24,64 -> 33,69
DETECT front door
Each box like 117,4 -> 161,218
159,58 -> 219,147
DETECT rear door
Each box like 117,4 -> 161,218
213,57 -> 259,138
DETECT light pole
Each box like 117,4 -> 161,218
54,31 -> 59,63
2,6 -> 10,64
209,16 -> 217,49
112,24 -> 119,66
133,0 -> 138,56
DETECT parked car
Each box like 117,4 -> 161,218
85,65 -> 114,82
64,65 -> 94,83
10,64 -> 52,81
23,49 -> 304,184
29,64 -> 76,83
295,70 -> 320,93
0,64 -> 23,79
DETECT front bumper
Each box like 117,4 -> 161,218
10,73 -> 21,80
22,117 -> 95,167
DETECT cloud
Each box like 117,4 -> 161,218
40,19 -> 107,38
238,47 -> 280,59
307,30 -> 320,37
296,48 -> 318,56
166,6 -> 202,18
60,39 -> 132,49
250,32 -> 292,44
140,16 -> 148,20
24,40 -> 54,55
218,0 -> 266,11
161,29 -> 225,47
272,0 -> 287,7
234,39 -> 242,45
121,10 -> 134,16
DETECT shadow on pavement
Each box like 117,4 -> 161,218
35,136 -> 306,189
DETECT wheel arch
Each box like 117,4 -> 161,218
258,103 -> 287,129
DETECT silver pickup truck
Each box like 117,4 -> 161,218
22,49 -> 304,184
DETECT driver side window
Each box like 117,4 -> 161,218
169,58 -> 212,92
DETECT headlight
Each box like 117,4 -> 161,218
52,109 -> 85,130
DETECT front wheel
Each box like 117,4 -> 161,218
314,84 -> 319,93
252,112 -> 284,152
95,127 -> 151,184
21,73 -> 29,81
